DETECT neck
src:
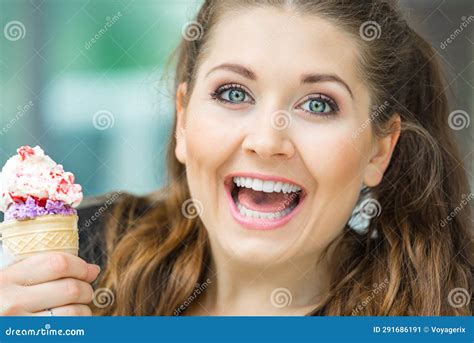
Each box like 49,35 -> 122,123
191,248 -> 330,316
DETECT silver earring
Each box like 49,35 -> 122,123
347,185 -> 381,238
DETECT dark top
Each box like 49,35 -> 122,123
77,194 -> 111,269
76,193 -> 326,316
77,191 -> 149,270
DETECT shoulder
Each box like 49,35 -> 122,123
77,190 -> 158,269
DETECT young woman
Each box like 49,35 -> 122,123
2,0 -> 472,316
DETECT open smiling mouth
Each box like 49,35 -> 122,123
224,174 -> 307,230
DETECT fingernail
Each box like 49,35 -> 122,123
93,264 -> 101,273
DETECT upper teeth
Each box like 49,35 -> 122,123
232,176 -> 301,193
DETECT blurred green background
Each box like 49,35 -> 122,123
0,0 -> 472,215
0,0 -> 204,202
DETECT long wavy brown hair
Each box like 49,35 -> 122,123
92,0 -> 473,316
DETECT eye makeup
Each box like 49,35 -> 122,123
209,82 -> 341,118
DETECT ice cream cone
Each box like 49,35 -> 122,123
0,145 -> 83,267
0,214 -> 78,263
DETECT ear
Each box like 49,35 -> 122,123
175,82 -> 188,164
363,114 -> 401,187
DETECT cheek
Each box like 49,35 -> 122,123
290,120 -> 371,254
298,119 -> 371,189
295,118 -> 372,214
184,105 -> 242,169
182,102 -> 244,225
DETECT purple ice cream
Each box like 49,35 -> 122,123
4,196 -> 77,221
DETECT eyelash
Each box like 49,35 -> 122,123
298,94 -> 340,116
210,83 -> 339,116
210,83 -> 255,105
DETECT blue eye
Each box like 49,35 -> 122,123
225,89 -> 246,103
299,95 -> 338,116
211,84 -> 254,104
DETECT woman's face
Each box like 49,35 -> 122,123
175,7 -> 397,266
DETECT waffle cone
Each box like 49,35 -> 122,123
0,214 -> 79,262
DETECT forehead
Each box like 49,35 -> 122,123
199,6 -> 362,86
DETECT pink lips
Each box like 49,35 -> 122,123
223,172 -> 306,230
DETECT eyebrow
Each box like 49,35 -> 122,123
206,63 -> 256,81
205,63 -> 354,99
302,73 -> 353,99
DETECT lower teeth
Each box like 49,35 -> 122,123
236,200 -> 295,219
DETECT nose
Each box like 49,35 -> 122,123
241,109 -> 295,160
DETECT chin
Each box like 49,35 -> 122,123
213,223 -> 304,266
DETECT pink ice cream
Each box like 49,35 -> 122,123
0,145 -> 83,221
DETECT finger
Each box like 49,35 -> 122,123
20,278 -> 94,313
6,252 -> 100,286
32,304 -> 92,316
